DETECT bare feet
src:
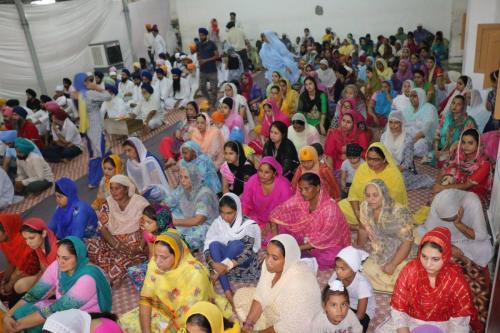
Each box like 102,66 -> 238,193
225,290 -> 235,310
209,271 -> 219,284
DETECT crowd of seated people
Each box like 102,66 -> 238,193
0,13 -> 497,333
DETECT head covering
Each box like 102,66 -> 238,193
270,234 -> 301,273
141,83 -> 154,94
154,231 -> 186,270
44,101 -> 62,113
171,68 -> 182,76
55,85 -> 64,92
211,111 -> 225,124
0,214 -> 39,275
299,145 -> 318,161
26,88 -> 37,98
13,106 -> 27,119
2,106 -> 13,117
0,130 -> 17,143
110,174 -> 137,197
42,309 -> 91,333
381,110 -> 407,163
204,193 -> 261,253
105,84 -> 118,95
396,59 -> 413,82
198,27 -> 209,35
151,24 -> 158,32
141,70 -> 153,81
184,301 -> 225,333
59,236 -> 112,312
14,137 -> 35,155
23,217 -> 57,268
335,246 -> 369,272
260,156 -> 283,177
73,72 -> 88,96
187,63 -> 196,71
328,279 -> 345,292
229,126 -> 244,143
52,109 -> 69,122
52,178 -> 80,239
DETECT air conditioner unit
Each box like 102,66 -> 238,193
89,40 -> 124,71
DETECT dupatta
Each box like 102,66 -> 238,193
261,99 -> 290,137
50,178 -> 80,239
23,218 -> 57,269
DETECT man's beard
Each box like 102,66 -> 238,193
12,119 -> 23,131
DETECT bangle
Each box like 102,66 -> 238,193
243,320 -> 255,328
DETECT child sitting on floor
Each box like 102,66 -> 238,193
331,246 -> 375,332
91,154 -> 122,210
311,279 -> 363,333
340,143 -> 364,198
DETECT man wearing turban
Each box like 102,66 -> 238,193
12,106 -> 44,149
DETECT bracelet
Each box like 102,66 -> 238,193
243,320 -> 255,328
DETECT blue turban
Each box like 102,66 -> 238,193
105,84 -> 118,95
141,70 -> 153,81
13,106 -> 27,119
229,127 -> 244,143
171,68 -> 182,76
198,27 -> 209,35
73,72 -> 88,93
0,130 -> 17,143
155,67 -> 165,74
121,68 -> 130,76
141,83 -> 154,94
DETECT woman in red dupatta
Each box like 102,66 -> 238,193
325,104 -> 369,170
435,128 -> 492,206
270,172 -> 350,270
0,214 -> 39,297
21,218 -> 57,270
379,226 -> 481,333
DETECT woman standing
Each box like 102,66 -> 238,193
262,121 -> 299,180
271,173 -> 350,270
376,227 -> 480,333
240,157 -> 293,244
5,237 -> 112,333
234,234 -> 322,333
86,175 -> 149,283
204,194 -> 261,305
259,31 -> 300,84
48,177 -> 97,240
297,77 -> 328,134
357,180 -> 416,293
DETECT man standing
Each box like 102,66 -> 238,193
151,24 -> 166,62
226,21 -> 248,71
197,27 -> 219,108
144,24 -> 155,64
229,12 -> 243,29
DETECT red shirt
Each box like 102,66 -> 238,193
19,120 -> 44,149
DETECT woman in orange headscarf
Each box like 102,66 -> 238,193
91,154 -> 123,210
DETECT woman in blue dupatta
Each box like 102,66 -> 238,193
4,237 -> 111,333
368,80 -> 396,126
259,31 -> 300,85
48,177 -> 97,239
180,140 -> 221,194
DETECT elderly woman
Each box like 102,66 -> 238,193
162,166 -> 219,251
376,227 -> 481,333
287,113 -> 320,152
191,113 -> 225,168
381,111 -> 434,190
291,146 -> 340,200
297,76 -> 328,134
234,234 -> 322,333
48,177 -> 97,240
435,128 -> 492,205
0,214 -> 39,302
402,88 -> 439,158
240,157 -> 293,244
358,179 -> 416,293
271,173 -> 350,270
5,237 -> 111,333
86,175 -> 149,283
262,121 -> 299,181
123,137 -> 169,194
338,142 -> 408,225
204,193 -> 261,305
119,231 -> 232,333
179,140 -> 221,194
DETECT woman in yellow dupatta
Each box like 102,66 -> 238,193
181,301 -> 241,332
119,230 -> 232,333
338,142 -> 408,225
279,78 -> 299,116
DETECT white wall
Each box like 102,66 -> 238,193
449,0 -> 467,61
462,0 -> 500,91
175,0 -> 453,49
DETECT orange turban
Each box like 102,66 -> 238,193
187,63 -> 196,71
211,111 -> 225,124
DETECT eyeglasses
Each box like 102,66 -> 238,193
366,157 -> 384,162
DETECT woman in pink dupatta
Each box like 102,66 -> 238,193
260,99 -> 291,137
220,97 -> 244,132
270,172 -> 351,270
240,156 -> 293,245
191,112 -> 226,168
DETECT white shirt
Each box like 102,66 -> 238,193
16,152 -> 54,186
144,32 -> 154,49
135,94 -> 162,123
311,309 -> 363,333
226,27 -> 246,51
341,159 -> 364,184
51,118 -> 82,150
100,96 -> 130,119
130,84 -> 143,106
165,78 -> 191,101
153,34 -> 166,58
0,167 -> 14,210
331,271 -> 376,318
153,77 -> 171,102
55,95 -> 68,108
118,79 -> 135,102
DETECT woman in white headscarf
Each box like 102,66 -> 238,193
122,137 -> 170,194
234,234 -> 322,333
466,89 -> 490,133
402,88 -> 439,157
260,31 -> 300,85
438,75 -> 472,116
392,80 -> 414,112
382,111 -> 434,190
219,82 -> 255,132
204,193 -> 261,304
287,113 -> 320,151
43,309 -> 123,333
419,189 -> 493,268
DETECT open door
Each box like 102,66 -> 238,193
474,24 -> 500,89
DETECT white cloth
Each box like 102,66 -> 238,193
100,96 -> 130,120
42,309 -> 91,333
164,78 -> 191,109
418,189 -> 493,267
204,193 -> 261,252
226,27 -> 246,51
335,246 -> 369,273
316,68 -> 337,88
311,309 -> 363,333
329,271 -> 376,318
27,109 -> 49,135
0,168 -> 14,210
341,159 -> 363,183
55,95 -> 69,108
51,118 -> 83,150
153,77 -> 171,103
287,113 -> 320,151
16,152 -> 54,186
118,79 -> 135,102
144,31 -> 154,50
467,89 -> 489,133
125,137 -> 170,194
130,84 -> 143,106
135,93 -> 163,129
220,82 -> 255,130
153,34 -> 166,59
381,111 -> 407,164
392,94 -> 411,113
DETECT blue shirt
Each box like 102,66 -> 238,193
197,40 -> 218,74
